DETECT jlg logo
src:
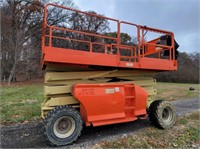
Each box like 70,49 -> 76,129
78,88 -> 94,96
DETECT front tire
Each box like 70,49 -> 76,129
43,105 -> 83,146
148,100 -> 176,129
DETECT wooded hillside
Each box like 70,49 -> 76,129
155,52 -> 199,83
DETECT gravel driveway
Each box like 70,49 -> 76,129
1,97 -> 199,148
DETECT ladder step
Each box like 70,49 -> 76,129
125,106 -> 135,110
125,96 -> 135,98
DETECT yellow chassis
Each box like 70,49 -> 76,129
41,64 -> 158,118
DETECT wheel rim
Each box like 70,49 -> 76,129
53,116 -> 76,138
162,107 -> 173,123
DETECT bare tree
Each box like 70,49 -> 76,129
1,0 -> 76,85
1,0 -> 43,85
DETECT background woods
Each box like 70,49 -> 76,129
155,52 -> 199,83
1,0 -> 44,85
1,0 -> 199,85
1,0 -> 76,85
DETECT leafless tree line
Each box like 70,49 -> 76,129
155,52 -> 199,83
1,0 -> 77,85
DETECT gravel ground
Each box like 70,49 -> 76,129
1,97 -> 199,148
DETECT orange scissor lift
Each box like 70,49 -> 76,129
41,4 -> 178,146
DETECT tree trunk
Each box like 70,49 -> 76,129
8,62 -> 16,86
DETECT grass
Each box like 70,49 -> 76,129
0,84 -> 44,125
94,111 -> 200,149
155,82 -> 200,101
0,82 -> 199,125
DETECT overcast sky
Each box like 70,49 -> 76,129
73,0 -> 199,53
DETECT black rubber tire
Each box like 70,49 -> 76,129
148,100 -> 176,129
43,105 -> 83,146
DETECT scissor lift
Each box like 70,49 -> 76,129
41,4 -> 178,146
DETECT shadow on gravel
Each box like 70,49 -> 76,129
1,119 -> 149,148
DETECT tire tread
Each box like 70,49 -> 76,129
148,100 -> 176,129
43,105 -> 83,146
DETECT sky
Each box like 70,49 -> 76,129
73,0 -> 200,53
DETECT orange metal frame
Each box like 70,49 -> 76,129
42,3 -> 177,71
73,83 -> 148,126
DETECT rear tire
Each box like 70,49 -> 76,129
148,100 -> 176,129
43,105 -> 83,146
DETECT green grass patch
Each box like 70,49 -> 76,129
155,82 -> 200,101
1,84 -> 44,124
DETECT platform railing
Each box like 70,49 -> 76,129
139,25 -> 175,60
42,3 -> 176,64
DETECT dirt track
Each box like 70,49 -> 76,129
1,97 -> 199,148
